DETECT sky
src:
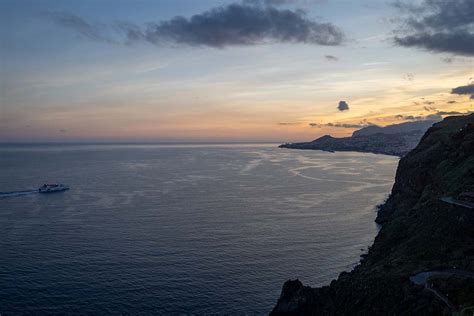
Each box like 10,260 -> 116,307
0,0 -> 473,142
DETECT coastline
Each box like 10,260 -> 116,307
271,114 -> 474,314
279,146 -> 403,157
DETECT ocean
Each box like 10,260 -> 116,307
0,143 -> 398,314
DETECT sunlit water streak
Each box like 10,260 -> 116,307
0,143 -> 398,314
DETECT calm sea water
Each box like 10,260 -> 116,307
0,144 -> 398,314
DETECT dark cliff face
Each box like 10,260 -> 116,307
271,114 -> 474,315
376,114 -> 474,223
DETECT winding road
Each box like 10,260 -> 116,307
410,270 -> 474,314
440,197 -> 474,209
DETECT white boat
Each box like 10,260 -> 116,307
38,184 -> 70,193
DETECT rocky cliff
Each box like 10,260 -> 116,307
271,114 -> 474,315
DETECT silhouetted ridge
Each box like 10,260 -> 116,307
280,120 -> 440,157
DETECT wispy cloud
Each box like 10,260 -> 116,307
278,122 -> 300,125
47,12 -> 114,43
361,61 -> 391,67
243,0 -> 328,6
403,73 -> 414,81
395,111 -> 469,121
324,55 -> 339,62
309,122 -> 371,128
436,110 -> 466,115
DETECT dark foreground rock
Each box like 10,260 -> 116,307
272,114 -> 474,315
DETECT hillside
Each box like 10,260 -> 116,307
280,120 -> 439,157
271,114 -> 474,315
352,120 -> 438,137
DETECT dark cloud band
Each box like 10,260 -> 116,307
49,3 -> 345,48
451,83 -> 474,99
394,32 -> 474,56
393,0 -> 474,56
138,4 -> 344,47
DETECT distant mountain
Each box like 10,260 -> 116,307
353,120 -> 439,137
280,120 -> 440,157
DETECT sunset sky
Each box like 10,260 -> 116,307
1,0 -> 473,142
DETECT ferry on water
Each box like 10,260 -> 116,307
38,184 -> 70,193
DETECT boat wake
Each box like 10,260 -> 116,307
0,190 -> 38,198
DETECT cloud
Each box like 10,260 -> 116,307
407,114 -> 442,121
48,12 -> 113,43
451,83 -> 474,99
442,57 -> 454,63
278,122 -> 300,125
309,122 -> 371,128
243,0 -> 297,5
324,55 -> 339,61
393,0 -> 474,56
436,110 -> 464,115
243,0 -> 327,6
395,114 -> 424,121
394,32 -> 474,56
403,73 -> 414,81
329,123 -> 367,128
396,111 -> 467,121
337,100 -> 349,111
138,4 -> 345,47
115,21 -> 146,43
51,3 -> 345,48
361,61 -> 391,67
447,100 -> 457,104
